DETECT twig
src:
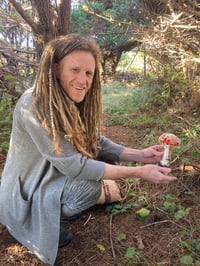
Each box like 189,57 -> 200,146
109,214 -> 116,259
140,218 -> 187,230
171,12 -> 183,25
83,213 -> 93,226
178,179 -> 200,200
171,114 -> 193,127
140,219 -> 170,228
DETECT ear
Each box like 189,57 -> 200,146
53,63 -> 59,78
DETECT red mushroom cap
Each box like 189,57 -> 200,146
159,133 -> 180,146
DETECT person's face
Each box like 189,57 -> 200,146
55,50 -> 96,103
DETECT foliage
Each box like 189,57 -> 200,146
117,233 -> 127,241
180,255 -> 193,265
117,51 -> 145,76
70,0 -> 143,76
102,76 -> 199,168
102,80 -> 171,129
70,0 -> 145,50
162,194 -> 191,221
0,98 -> 14,154
1,0 -> 200,99
135,207 -> 151,223
180,227 -> 200,265
103,57 -> 200,142
125,246 -> 138,259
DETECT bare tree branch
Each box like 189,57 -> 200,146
8,0 -> 38,32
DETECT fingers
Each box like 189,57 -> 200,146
158,175 -> 177,184
152,145 -> 164,152
157,167 -> 177,184
159,166 -> 171,175
142,165 -> 177,184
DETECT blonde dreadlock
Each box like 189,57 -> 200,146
33,34 -> 103,158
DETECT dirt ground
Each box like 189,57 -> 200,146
0,125 -> 200,266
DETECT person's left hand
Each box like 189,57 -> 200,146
139,145 -> 165,164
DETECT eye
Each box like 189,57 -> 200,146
86,71 -> 94,77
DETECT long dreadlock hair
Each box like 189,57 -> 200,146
32,34 -> 103,158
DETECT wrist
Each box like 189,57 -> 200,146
131,165 -> 144,179
120,148 -> 142,162
118,164 -> 145,181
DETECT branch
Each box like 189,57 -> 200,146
8,0 -> 38,32
0,49 -> 37,67
0,46 -> 36,54
82,5 -> 137,28
172,24 -> 200,29
170,12 -> 183,25
0,9 -> 30,31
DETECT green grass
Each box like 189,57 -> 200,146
102,81 -> 169,131
103,81 -> 167,115
0,98 -> 14,154
102,80 -> 200,164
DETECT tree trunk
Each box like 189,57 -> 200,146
9,0 -> 71,59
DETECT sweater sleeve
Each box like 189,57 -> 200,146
97,136 -> 125,164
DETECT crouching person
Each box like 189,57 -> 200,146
0,34 -> 177,265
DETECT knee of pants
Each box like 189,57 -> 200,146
61,179 -> 102,217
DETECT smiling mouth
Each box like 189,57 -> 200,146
72,85 -> 85,91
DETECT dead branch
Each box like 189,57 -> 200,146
8,0 -> 38,32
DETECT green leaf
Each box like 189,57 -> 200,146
174,209 -> 187,220
105,205 -> 113,213
195,241 -> 200,251
129,192 -> 137,198
125,247 -> 137,258
180,255 -> 193,265
136,208 -> 150,218
162,201 -> 176,212
135,207 -> 151,223
4,75 -> 15,81
165,194 -> 178,201
117,233 -> 127,241
191,150 -> 200,159
181,241 -> 192,251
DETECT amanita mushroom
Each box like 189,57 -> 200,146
158,133 -> 180,167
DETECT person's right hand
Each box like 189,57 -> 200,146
138,164 -> 177,184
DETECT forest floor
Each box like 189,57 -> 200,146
0,125 -> 200,266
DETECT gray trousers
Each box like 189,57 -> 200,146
60,156 -> 119,217
61,178 -> 102,217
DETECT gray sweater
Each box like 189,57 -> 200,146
0,88 -> 124,265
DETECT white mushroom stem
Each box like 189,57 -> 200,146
160,144 -> 170,167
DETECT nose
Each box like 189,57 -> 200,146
77,71 -> 87,85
